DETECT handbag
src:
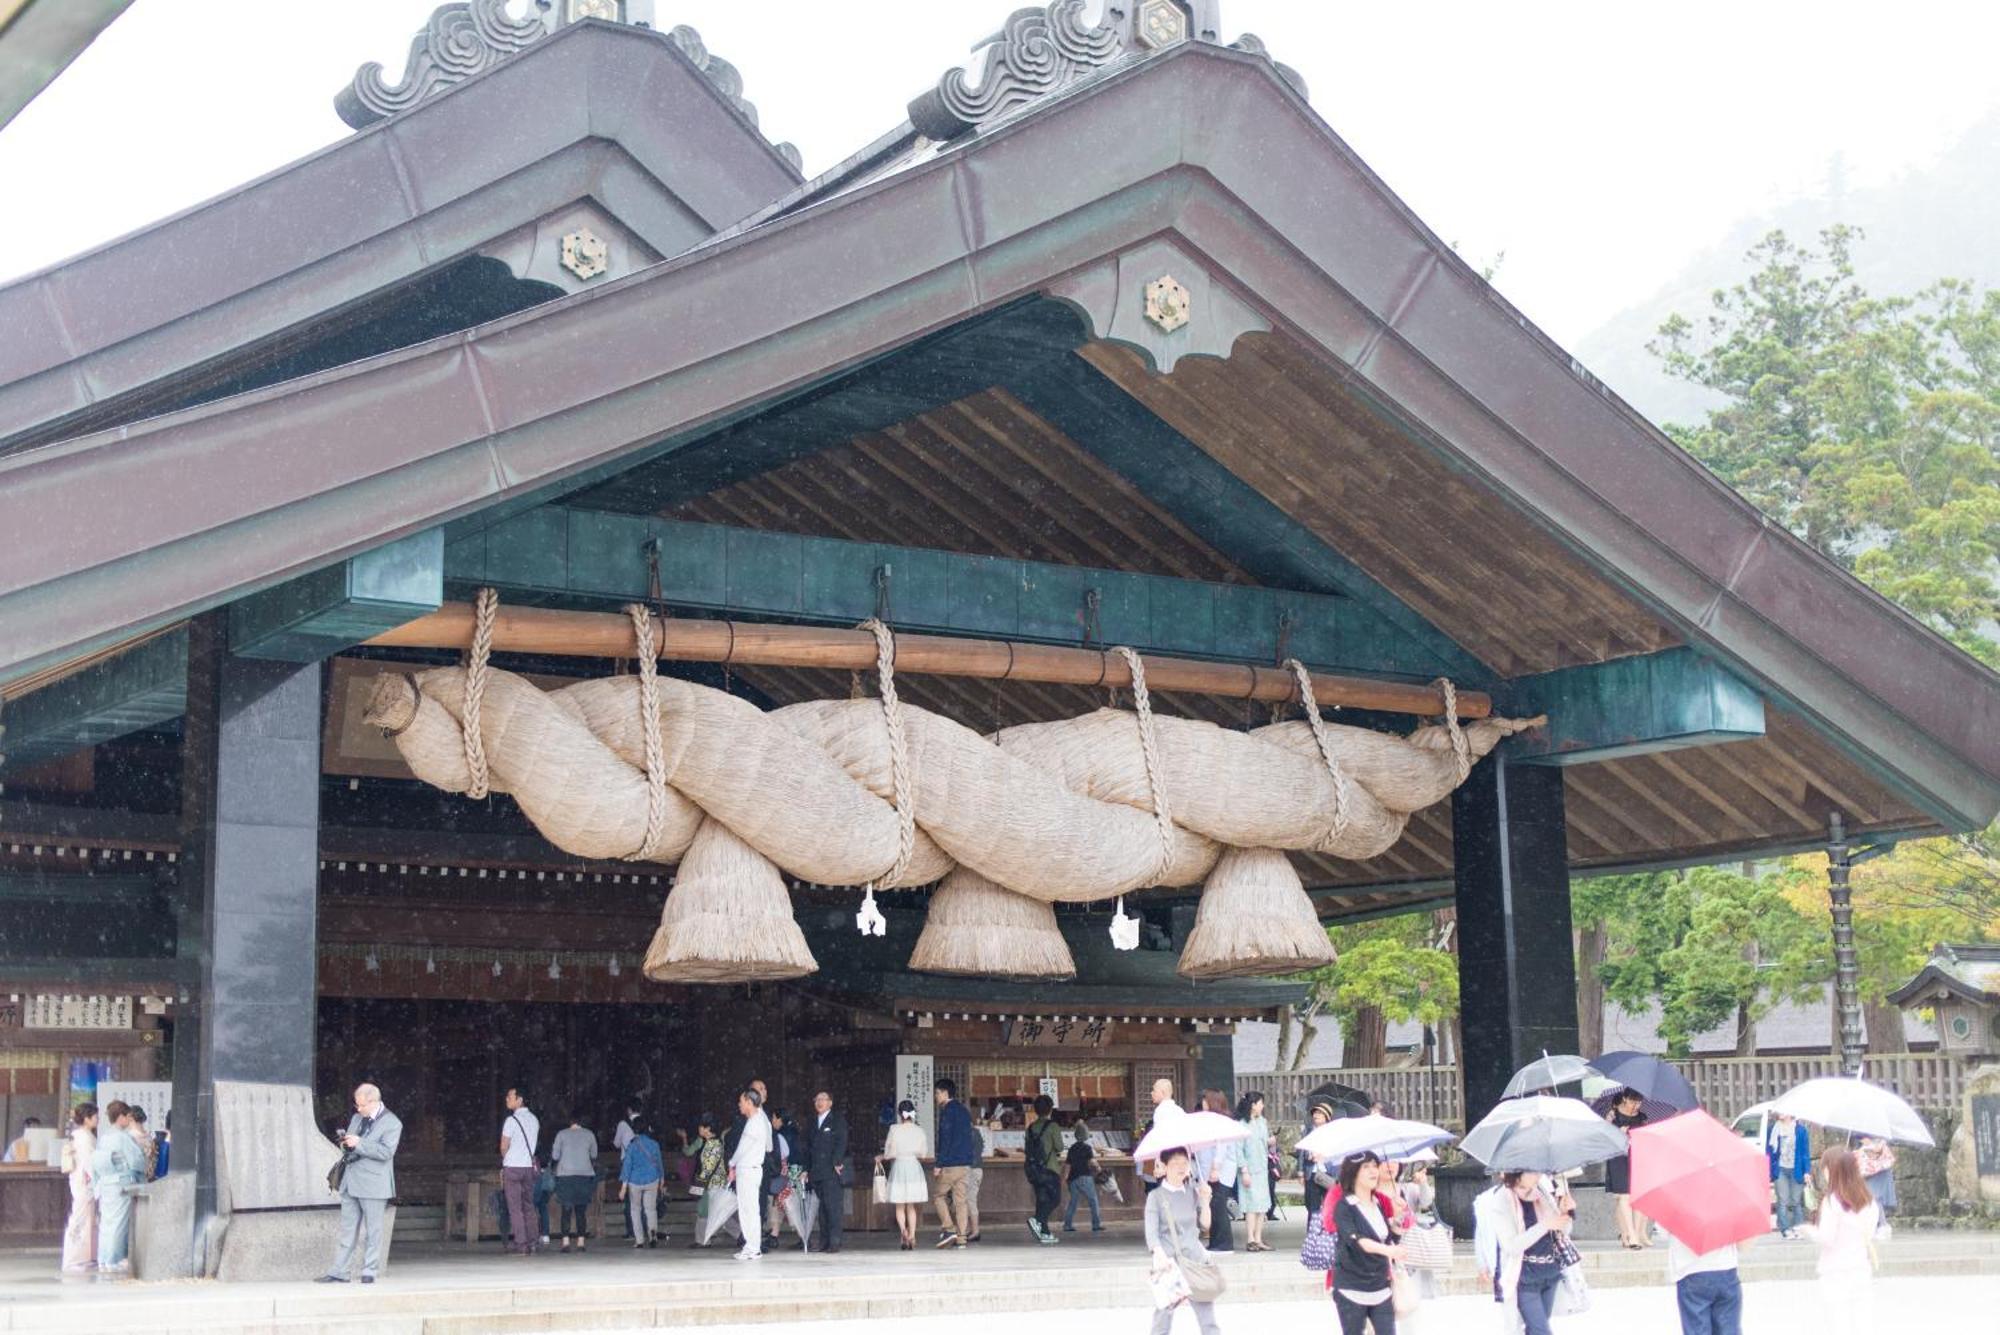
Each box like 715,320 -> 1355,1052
327,1151 -> 354,1193
871,1168 -> 891,1202
1299,1211 -> 1337,1271
1401,1221 -> 1454,1272
1391,1264 -> 1421,1316
1163,1200 -> 1227,1303
1553,1263 -> 1591,1317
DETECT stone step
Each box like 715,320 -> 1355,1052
22,1235 -> 2000,1335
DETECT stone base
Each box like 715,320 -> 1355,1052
130,1174 -> 195,1280
216,1204 -> 396,1282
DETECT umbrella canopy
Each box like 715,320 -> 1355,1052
1502,1054 -> 1601,1098
1590,1051 -> 1701,1113
1629,1109 -> 1769,1253
1463,1096 -> 1629,1172
1771,1076 -> 1935,1146
1300,1081 -> 1373,1120
1133,1109 -> 1253,1164
1296,1114 -> 1454,1164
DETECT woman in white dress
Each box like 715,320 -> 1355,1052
1802,1147 -> 1881,1335
877,1099 -> 931,1249
61,1102 -> 98,1274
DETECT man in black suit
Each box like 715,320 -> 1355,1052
801,1089 -> 849,1253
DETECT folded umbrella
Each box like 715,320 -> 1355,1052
1462,1095 -> 1628,1172
1502,1054 -> 1601,1098
1589,1051 -> 1701,1114
1132,1109 -> 1252,1165
1296,1113 -> 1454,1164
697,1186 -> 740,1244
1771,1076 -> 1934,1146
1629,1109 -> 1768,1253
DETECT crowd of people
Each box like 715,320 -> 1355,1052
56,1098 -> 169,1278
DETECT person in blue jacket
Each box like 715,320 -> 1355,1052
930,1079 -> 977,1248
1765,1111 -> 1810,1238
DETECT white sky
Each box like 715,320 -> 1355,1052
1,0 -> 1996,347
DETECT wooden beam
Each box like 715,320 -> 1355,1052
447,509 -> 1471,684
367,602 -> 1491,718
1500,648 -> 1764,765
231,528 -> 444,661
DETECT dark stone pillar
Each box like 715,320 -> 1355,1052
172,613 -> 322,1264
1451,752 -> 1578,1125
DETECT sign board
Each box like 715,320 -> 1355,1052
1002,1017 -> 1108,1048
26,995 -> 132,1030
1037,1077 -> 1060,1104
97,1081 -> 174,1127
896,1054 -> 935,1147
1973,1093 -> 2000,1178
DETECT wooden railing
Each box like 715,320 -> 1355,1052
1240,1052 -> 1967,1128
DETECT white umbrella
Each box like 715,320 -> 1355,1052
1771,1076 -> 1935,1146
697,1186 -> 741,1245
1296,1114 -> 1453,1163
1132,1109 -> 1249,1164
1503,1054 -> 1602,1097
1462,1095 -> 1628,1172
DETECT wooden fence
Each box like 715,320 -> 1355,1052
1242,1052 -> 1968,1128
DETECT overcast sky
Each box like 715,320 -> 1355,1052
2,1 -> 1996,348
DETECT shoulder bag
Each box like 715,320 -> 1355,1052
327,1120 -> 358,1192
1300,1208 -> 1337,1271
1163,1195 -> 1228,1303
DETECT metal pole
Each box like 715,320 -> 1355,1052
1825,813 -> 1866,1077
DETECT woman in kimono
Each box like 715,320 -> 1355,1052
1235,1090 -> 1274,1251
61,1102 -> 99,1274
92,1107 -> 146,1273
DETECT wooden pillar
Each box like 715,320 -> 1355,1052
1451,752 -> 1578,1125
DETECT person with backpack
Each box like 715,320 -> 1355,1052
1025,1094 -> 1065,1243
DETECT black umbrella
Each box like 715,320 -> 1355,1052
1301,1081 -> 1373,1121
1591,1051 -> 1701,1115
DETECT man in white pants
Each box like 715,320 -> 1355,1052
727,1088 -> 771,1261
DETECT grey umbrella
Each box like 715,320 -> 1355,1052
1502,1054 -> 1601,1098
1462,1096 -> 1630,1172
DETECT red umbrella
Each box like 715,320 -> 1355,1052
1629,1109 -> 1768,1254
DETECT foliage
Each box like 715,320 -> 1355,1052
1277,915 -> 1458,1070
1650,226 -> 2000,665
1574,865 -> 1823,1057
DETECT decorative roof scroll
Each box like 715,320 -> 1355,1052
908,0 -> 1308,143
333,1 -> 800,167
335,0 -> 545,129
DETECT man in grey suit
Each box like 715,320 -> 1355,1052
318,1083 -> 402,1284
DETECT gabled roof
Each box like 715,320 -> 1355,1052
1888,944 -> 2000,1007
0,19 -> 800,454
1,38 -> 1995,838
0,0 -> 131,131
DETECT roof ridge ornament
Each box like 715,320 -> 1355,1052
907,1 -> 1306,143
333,1 -> 802,167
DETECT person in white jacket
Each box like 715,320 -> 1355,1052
1472,1171 -> 1576,1335
1800,1147 -> 1880,1335
727,1088 -> 773,1261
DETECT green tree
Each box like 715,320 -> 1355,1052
1650,227 -> 2000,665
1277,914 -> 1458,1072
1574,865 -> 1822,1057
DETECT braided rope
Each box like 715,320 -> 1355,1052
860,618 -> 917,888
624,604 -> 673,861
461,587 -> 498,800
1285,658 -> 1351,848
1113,646 -> 1176,883
1435,677 -> 1471,783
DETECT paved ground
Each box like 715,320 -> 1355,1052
559,1274 -> 1999,1335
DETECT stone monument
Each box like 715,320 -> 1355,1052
1948,1063 -> 2000,1205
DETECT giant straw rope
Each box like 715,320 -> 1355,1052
365,590 -> 1542,982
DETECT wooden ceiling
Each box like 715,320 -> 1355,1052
659,329 -> 1937,914
1080,336 -> 1682,678
671,386 -> 1253,584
